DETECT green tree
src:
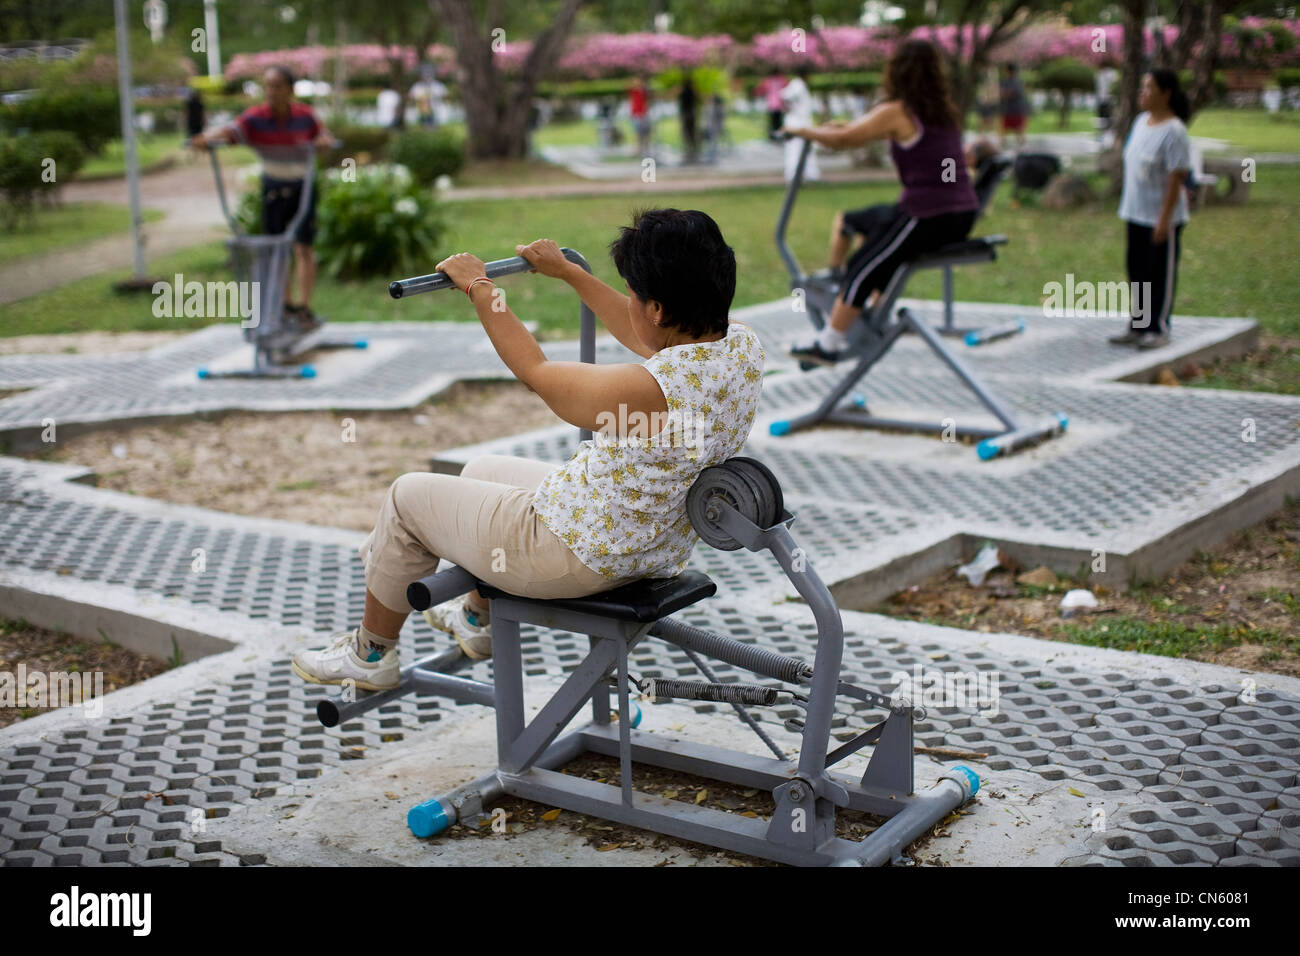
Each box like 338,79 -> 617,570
431,0 -> 587,160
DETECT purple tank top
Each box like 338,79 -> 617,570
889,109 -> 979,219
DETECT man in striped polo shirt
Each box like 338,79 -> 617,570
191,66 -> 335,329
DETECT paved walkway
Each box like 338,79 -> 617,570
0,298 -> 1297,866
0,160 -> 245,308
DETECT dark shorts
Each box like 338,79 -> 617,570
840,203 -> 900,240
1001,114 -> 1026,132
262,177 -> 317,245
841,203 -> 976,309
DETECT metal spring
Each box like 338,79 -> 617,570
650,617 -> 812,684
644,679 -> 779,706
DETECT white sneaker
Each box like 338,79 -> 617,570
422,597 -> 493,660
291,627 -> 399,691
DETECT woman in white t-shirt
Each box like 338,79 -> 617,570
1110,69 -> 1192,349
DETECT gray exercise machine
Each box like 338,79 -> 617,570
311,250 -> 981,866
771,138 -> 1066,460
198,141 -> 367,380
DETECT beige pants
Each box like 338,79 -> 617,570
359,454 -> 633,613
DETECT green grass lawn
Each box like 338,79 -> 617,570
5,162 -> 1299,342
532,105 -> 1300,155
1189,107 -> 1300,154
0,202 -> 164,262
77,136 -> 260,180
536,112 -> 771,151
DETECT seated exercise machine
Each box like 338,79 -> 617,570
197,142 -> 368,380
770,138 -> 1066,460
310,250 -> 981,866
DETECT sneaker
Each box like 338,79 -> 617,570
1136,331 -> 1170,350
1107,329 -> 1141,345
422,597 -> 493,660
789,339 -> 845,368
291,627 -> 399,691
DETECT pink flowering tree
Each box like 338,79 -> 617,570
906,1 -> 1061,118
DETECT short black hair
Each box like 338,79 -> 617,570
609,208 -> 736,338
267,64 -> 296,87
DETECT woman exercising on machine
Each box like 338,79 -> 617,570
783,39 -> 979,367
293,210 -> 766,691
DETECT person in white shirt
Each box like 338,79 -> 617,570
376,87 -> 402,128
1110,69 -> 1192,349
781,64 -> 821,183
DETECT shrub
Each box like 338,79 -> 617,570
387,127 -> 465,185
315,163 -> 444,279
1035,56 -> 1096,127
33,131 -> 86,186
319,123 -> 391,168
0,136 -> 46,226
2,86 -> 122,154
1275,67 -> 1300,89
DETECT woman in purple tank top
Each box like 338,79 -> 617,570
782,39 -> 980,366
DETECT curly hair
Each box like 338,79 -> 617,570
883,39 -> 961,130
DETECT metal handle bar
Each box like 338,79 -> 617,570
388,247 -> 587,299
387,247 -> 597,443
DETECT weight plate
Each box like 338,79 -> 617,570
686,463 -> 765,550
726,456 -> 784,528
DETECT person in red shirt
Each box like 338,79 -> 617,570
629,75 -> 652,156
191,66 -> 335,327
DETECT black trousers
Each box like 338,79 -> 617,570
1125,220 -> 1183,335
841,204 -> 976,309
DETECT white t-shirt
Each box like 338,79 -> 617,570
376,89 -> 401,126
1118,111 -> 1191,227
533,322 -> 766,583
780,77 -> 815,127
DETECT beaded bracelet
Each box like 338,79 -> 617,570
465,276 -> 495,299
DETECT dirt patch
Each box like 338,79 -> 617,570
28,379 -> 558,532
0,330 -> 189,356
1182,334 -> 1300,396
875,501 -> 1300,677
0,617 -> 169,729
430,751 -> 901,866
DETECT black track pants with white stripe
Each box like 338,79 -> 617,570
1125,220 -> 1184,335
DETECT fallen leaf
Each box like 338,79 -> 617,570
541,808 -> 562,822
1068,787 -> 1085,797
695,789 -> 708,804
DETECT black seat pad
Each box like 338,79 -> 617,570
475,570 -> 716,623
913,236 -> 1004,268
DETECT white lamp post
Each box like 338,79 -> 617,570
204,0 -> 223,82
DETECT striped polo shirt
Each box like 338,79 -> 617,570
229,102 -> 320,182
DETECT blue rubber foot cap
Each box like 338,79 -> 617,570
1057,413 -> 1070,430
951,764 -> 980,796
631,701 -> 642,729
299,365 -> 317,379
963,332 -> 980,347
354,340 -> 368,349
1017,320 -> 1028,332
851,393 -> 867,407
196,368 -> 210,379
769,421 -> 790,436
976,439 -> 999,461
408,799 -> 451,838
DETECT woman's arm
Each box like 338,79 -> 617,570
435,251 -> 667,432
517,239 -> 656,359
787,100 -> 908,150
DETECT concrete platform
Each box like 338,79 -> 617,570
1,298 -> 1297,867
